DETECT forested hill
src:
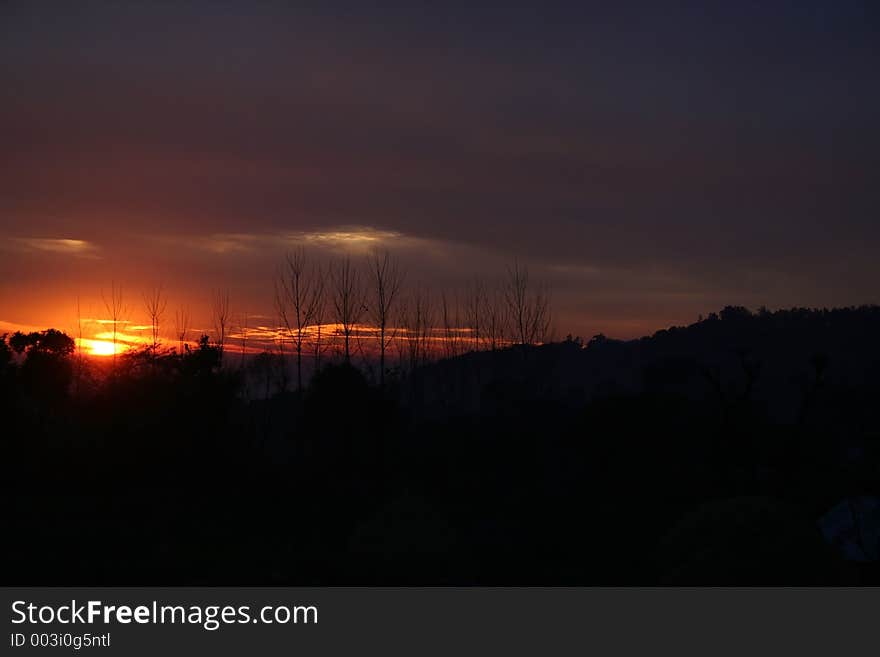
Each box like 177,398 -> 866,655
409,305 -> 880,425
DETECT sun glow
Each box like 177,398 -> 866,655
77,338 -> 125,357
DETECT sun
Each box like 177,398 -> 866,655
76,338 -> 122,357
89,340 -> 117,356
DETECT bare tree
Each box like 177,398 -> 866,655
212,288 -> 231,363
142,284 -> 167,353
440,291 -> 461,359
504,260 -> 551,346
75,295 -> 85,394
367,249 -> 404,385
274,330 -> 290,392
330,256 -> 366,365
394,298 -> 410,372
419,293 -> 435,365
483,283 -> 508,351
399,286 -> 434,373
101,281 -> 127,368
276,249 -> 325,391
174,306 -> 191,353
311,280 -> 328,372
239,311 -> 249,368
463,278 -> 485,352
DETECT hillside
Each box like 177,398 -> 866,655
2,306 -> 879,584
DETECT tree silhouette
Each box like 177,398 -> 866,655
239,311 -> 249,369
142,284 -> 167,353
174,305 -> 191,353
367,249 -> 404,386
504,260 -> 550,346
331,256 -> 366,365
482,283 -> 508,351
101,281 -> 127,368
9,329 -> 76,402
463,278 -> 485,352
9,329 -> 75,356
398,286 -> 434,373
440,291 -> 461,359
212,289 -> 231,363
276,249 -> 324,390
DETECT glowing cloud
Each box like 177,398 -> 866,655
196,233 -> 262,254
298,227 -> 403,248
10,238 -> 101,259
182,226 -> 434,256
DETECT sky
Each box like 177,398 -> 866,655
2,0 -> 879,346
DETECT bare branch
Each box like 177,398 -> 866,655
504,260 -> 551,346
367,249 -> 405,385
174,306 -> 191,353
142,283 -> 167,352
330,255 -> 366,365
212,288 -> 231,363
275,248 -> 325,390
101,281 -> 127,368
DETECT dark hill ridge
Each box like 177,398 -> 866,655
409,305 -> 880,425
393,306 -> 879,584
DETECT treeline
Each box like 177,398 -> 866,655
66,250 -> 553,390
273,250 -> 551,388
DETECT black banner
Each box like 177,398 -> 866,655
2,588 -> 877,655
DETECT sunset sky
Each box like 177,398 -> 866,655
2,1 -> 879,346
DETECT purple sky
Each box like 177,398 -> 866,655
2,1 -> 879,343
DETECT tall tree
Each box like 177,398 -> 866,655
239,311 -> 249,368
212,289 -> 231,363
174,306 -> 191,353
330,256 -> 366,365
463,278 -> 486,352
311,278 -> 328,372
482,283 -> 508,351
75,295 -> 85,394
142,284 -> 167,352
440,291 -> 461,359
276,249 -> 324,391
101,281 -> 127,368
399,286 -> 434,372
367,249 -> 404,385
504,260 -> 551,346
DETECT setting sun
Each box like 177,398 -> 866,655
77,338 -> 124,357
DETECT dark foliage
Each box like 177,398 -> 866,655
3,306 -> 879,584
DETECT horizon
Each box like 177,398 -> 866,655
5,300 -> 877,362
